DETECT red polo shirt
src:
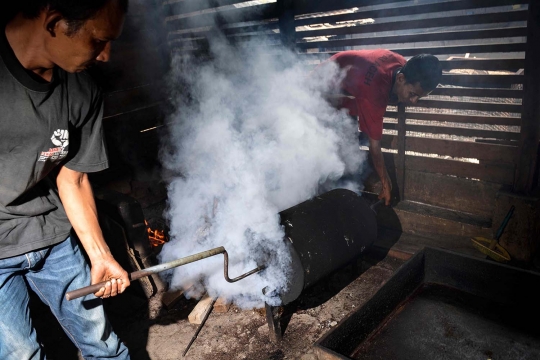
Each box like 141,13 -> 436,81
319,49 -> 405,140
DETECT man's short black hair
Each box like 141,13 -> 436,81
5,0 -> 129,35
401,54 -> 442,92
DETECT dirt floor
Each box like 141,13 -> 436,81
32,182 -> 523,359
31,250 -> 405,360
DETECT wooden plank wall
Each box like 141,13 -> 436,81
90,0 -> 170,184
162,0 -> 532,219
163,0 -> 282,55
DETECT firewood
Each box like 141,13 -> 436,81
161,289 -> 184,310
213,297 -> 231,313
188,294 -> 214,324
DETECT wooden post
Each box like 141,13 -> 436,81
514,1 -> 540,193
277,0 -> 296,50
397,103 -> 407,201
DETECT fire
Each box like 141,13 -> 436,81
145,220 -> 168,247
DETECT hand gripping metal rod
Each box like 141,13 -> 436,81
65,246 -> 266,300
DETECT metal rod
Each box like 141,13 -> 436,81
66,246 -> 265,300
182,297 -> 217,357
222,250 -> 266,282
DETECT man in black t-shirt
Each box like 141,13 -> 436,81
0,1 -> 131,359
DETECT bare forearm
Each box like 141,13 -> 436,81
56,166 -> 129,296
369,143 -> 389,186
56,170 -> 110,261
368,137 -> 392,205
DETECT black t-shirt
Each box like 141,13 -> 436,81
0,29 -> 109,259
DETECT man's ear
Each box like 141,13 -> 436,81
43,11 -> 64,38
396,72 -> 406,84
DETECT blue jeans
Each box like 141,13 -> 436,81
0,237 -> 130,360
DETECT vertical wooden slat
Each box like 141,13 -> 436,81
277,0 -> 295,49
397,104 -> 407,201
515,0 -> 540,193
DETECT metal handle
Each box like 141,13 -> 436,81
66,246 -> 265,301
495,205 -> 515,241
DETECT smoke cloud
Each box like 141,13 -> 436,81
159,35 -> 366,308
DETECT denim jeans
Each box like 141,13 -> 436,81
0,237 -> 130,360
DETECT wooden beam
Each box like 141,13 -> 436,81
297,27 -> 527,51
404,125 -> 520,141
404,170 -> 501,218
414,99 -> 522,113
300,43 -> 527,61
388,111 -> 521,126
515,1 -> 540,193
403,155 -> 515,185
294,0 -> 410,15
382,135 -> 518,164
295,11 -> 528,38
440,74 -> 523,87
169,32 -> 282,50
188,294 -> 215,324
277,0 -> 296,49
171,41 -> 282,54
168,22 -> 278,40
385,86 -> 523,99
429,88 -> 523,98
165,3 -> 280,32
476,139 -> 518,146
439,59 -> 525,72
161,289 -> 185,310
164,0 -> 245,17
103,104 -> 165,132
104,83 -> 167,118
402,44 -> 526,58
226,32 -> 282,42
295,0 -> 528,27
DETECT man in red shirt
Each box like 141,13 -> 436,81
317,49 -> 441,205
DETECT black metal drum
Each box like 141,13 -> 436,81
278,189 -> 378,305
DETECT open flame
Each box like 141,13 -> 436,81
145,220 -> 169,247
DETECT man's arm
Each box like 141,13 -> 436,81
368,137 -> 392,205
56,166 -> 130,298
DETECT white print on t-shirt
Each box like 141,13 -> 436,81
38,129 -> 69,162
51,129 -> 69,148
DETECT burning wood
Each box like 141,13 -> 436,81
145,219 -> 168,247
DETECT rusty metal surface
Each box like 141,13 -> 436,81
351,284 -> 540,360
315,247 -> 540,360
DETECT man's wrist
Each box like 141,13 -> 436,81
84,243 -> 113,263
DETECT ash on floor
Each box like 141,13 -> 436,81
31,253 -> 405,360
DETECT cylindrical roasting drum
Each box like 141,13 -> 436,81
278,189 -> 377,305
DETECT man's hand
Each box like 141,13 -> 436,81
90,253 -> 130,298
378,175 -> 392,206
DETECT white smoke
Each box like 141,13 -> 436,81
159,36 -> 366,309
